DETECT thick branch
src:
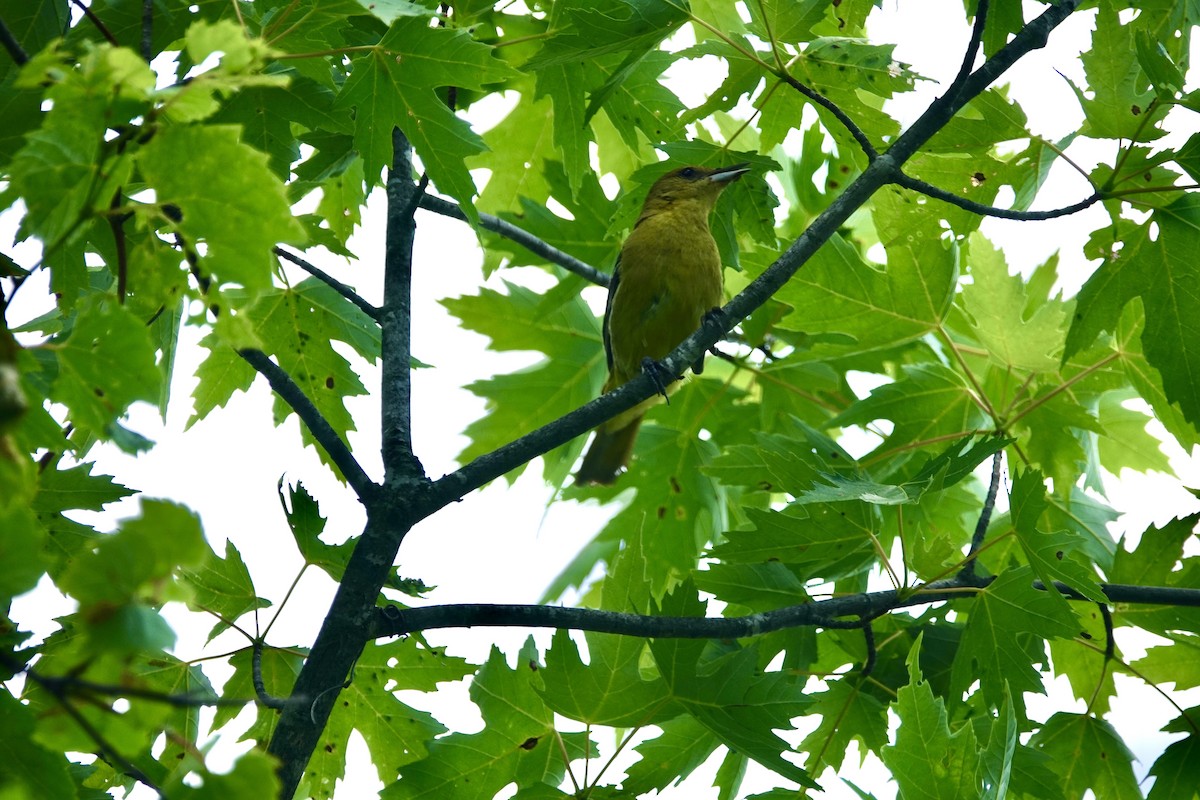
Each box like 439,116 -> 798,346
370,581 -> 1200,641
380,130 -> 426,481
418,194 -> 609,287
949,0 -> 989,95
268,131 -> 429,799
237,349 -> 375,498
274,247 -> 381,321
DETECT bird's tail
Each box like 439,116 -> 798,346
575,415 -> 644,485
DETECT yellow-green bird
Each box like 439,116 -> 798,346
576,162 -> 750,485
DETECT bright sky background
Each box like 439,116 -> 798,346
6,1 -> 1200,798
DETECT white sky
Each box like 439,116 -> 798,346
5,1 -> 1200,798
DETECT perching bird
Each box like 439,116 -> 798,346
576,162 -> 750,485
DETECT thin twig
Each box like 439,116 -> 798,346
893,171 -> 1101,220
0,15 -> 29,65
860,618 -> 877,678
17,660 -> 164,794
140,0 -> 153,62
1084,603 -> 1114,714
273,246 -> 381,321
960,450 -> 1004,581
0,652 -> 243,708
69,0 -> 120,46
237,348 -> 376,498
418,194 -> 610,286
775,72 -> 878,159
253,639 -> 291,710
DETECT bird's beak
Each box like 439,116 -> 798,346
708,163 -> 751,183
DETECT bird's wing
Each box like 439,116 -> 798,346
602,255 -> 620,373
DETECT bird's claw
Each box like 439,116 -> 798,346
641,357 -> 674,403
693,307 -> 726,375
701,306 -> 726,332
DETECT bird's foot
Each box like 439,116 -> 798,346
701,306 -> 727,333
694,307 -> 727,375
641,357 -> 674,403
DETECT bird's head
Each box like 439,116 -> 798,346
637,163 -> 751,220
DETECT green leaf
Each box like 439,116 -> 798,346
775,190 -> 956,353
308,639 -> 453,799
1110,514 -> 1198,586
138,125 -> 305,291
961,232 -> 1069,372
623,715 -> 721,796
60,499 -> 207,606
483,162 -> 618,275
882,636 -> 981,799
197,279 -> 378,470
540,530 -> 675,726
0,691 -> 76,799
1009,468 -> 1107,603
171,751 -> 282,799
216,646 -> 303,738
49,298 -> 162,439
1135,29 -> 1184,98
829,363 -> 987,456
1131,634 -> 1200,691
335,19 -> 518,208
279,479 -> 353,581
448,278 -> 601,485
32,461 -> 133,513
1030,713 -> 1141,800
179,539 -> 271,642
1066,195 -> 1200,429
528,0 -> 689,69
189,330 -> 257,425
1147,735 -> 1200,800
385,643 -> 562,800
798,680 -> 888,773
949,567 -> 1079,711
0,461 -> 44,597
1077,0 -> 1159,140
471,87 -> 555,214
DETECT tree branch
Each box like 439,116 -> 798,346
960,450 -> 1003,581
380,129 -> 426,482
68,0 -> 120,46
893,171 -> 1102,220
949,0 -> 989,96
237,348 -> 375,498
0,15 -> 28,65
19,661 -> 164,794
418,193 -> 610,287
370,581 -> 1200,641
268,131 -> 430,799
775,72 -> 878,159
273,246 -> 381,322
140,0 -> 153,62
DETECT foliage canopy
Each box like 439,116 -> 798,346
2,0 -> 1200,799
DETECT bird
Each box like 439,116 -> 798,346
575,162 -> 750,485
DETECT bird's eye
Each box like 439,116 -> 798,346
679,167 -> 699,179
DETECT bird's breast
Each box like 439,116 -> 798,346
606,210 -> 725,382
